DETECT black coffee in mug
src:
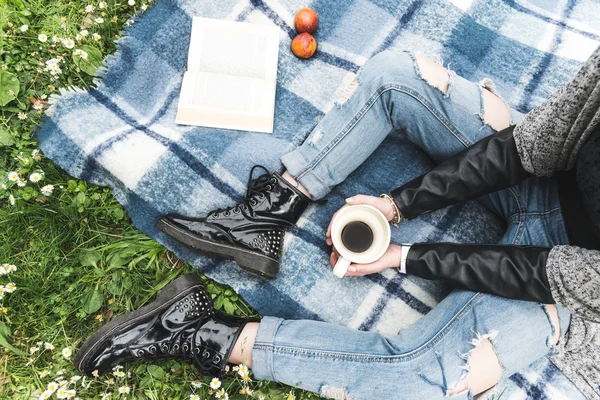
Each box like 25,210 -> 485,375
341,221 -> 373,253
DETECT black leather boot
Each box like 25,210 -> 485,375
157,166 -> 316,278
74,273 -> 256,377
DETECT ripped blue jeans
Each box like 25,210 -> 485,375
251,51 -> 575,399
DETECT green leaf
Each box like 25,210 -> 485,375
80,249 -> 101,267
81,288 -> 104,314
9,0 -> 25,10
0,71 -> 19,106
73,45 -> 104,76
0,128 -> 15,147
223,298 -> 236,315
147,365 -> 165,380
0,322 -> 27,356
214,294 -> 224,310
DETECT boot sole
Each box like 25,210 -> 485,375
74,273 -> 203,375
157,218 -> 279,279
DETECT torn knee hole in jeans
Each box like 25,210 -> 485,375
334,73 -> 360,108
447,330 -> 503,398
542,304 -> 562,352
320,384 -> 351,400
476,78 -> 512,131
409,52 -> 455,98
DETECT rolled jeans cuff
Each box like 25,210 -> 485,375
251,316 -> 284,381
281,150 -> 330,200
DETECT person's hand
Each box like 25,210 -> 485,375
325,194 -> 395,245
330,243 -> 402,277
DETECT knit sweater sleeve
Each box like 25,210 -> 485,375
513,46 -> 600,176
546,246 -> 600,351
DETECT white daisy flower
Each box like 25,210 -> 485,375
20,24 -> 28,32
39,370 -> 51,378
65,390 -> 76,399
0,265 -> 6,275
237,364 -> 248,377
80,29 -> 89,37
38,34 -> 48,42
70,375 -> 82,383
56,388 -> 68,399
44,342 -> 55,350
62,347 -> 72,358
76,34 -> 82,41
33,99 -> 44,110
74,49 -> 88,59
41,184 -> 54,196
7,171 -> 19,181
85,4 -> 95,12
95,17 -> 104,24
92,33 -> 101,41
100,393 -> 111,400
8,195 -> 15,206
29,172 -> 42,183
18,112 -> 27,120
209,377 -> 221,390
92,370 -> 99,378
47,381 -> 59,392
215,389 -> 227,399
39,390 -> 53,400
29,346 -> 39,354
113,370 -> 125,378
117,386 -> 130,394
52,35 -> 61,43
191,382 -> 202,389
189,395 -> 200,400
99,2 -> 107,9
141,4 -> 147,10
62,38 -> 75,49
128,0 -> 135,5
7,264 -> 16,273
17,179 -> 26,187
4,283 -> 16,293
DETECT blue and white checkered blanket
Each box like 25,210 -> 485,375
37,0 -> 600,397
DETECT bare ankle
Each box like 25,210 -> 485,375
282,171 -> 312,199
228,322 -> 260,368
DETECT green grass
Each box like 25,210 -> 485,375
0,1 -> 315,399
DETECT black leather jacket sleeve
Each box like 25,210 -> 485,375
406,243 -> 555,303
391,126 -> 531,220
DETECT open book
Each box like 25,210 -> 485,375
175,17 -> 280,133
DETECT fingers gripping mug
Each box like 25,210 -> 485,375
331,204 -> 391,278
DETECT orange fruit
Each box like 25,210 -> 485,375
294,8 -> 318,34
291,32 -> 317,59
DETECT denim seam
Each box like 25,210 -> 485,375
509,207 -> 563,219
252,292 -> 485,363
294,83 -> 473,181
506,186 -> 525,245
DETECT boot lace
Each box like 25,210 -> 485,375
209,165 -> 277,217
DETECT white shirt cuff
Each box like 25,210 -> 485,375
399,244 -> 412,274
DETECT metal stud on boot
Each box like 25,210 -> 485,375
74,273 -> 255,377
157,166 -> 318,278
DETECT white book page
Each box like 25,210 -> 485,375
176,17 -> 280,133
190,72 -> 271,115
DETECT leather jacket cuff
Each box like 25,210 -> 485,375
391,126 -> 530,220
406,243 -> 555,303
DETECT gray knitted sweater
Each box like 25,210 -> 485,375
514,45 -> 600,399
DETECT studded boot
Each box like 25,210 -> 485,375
157,165 -> 318,278
74,273 -> 256,378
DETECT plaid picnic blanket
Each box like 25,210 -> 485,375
37,0 -> 599,398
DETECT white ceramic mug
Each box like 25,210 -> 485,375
331,204 -> 391,278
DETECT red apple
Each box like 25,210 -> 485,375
294,8 -> 318,34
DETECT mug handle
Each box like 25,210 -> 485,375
333,256 -> 351,278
